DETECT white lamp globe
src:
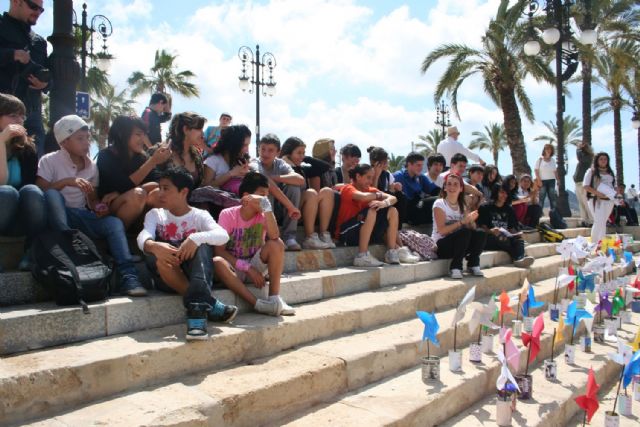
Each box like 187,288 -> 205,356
542,27 -> 561,45
580,29 -> 597,45
524,40 -> 541,56
238,76 -> 250,91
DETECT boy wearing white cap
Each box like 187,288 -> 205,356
36,115 -> 146,296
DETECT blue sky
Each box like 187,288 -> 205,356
32,0 -> 639,189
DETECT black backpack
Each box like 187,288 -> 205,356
537,222 -> 566,243
31,230 -> 112,313
548,208 -> 567,230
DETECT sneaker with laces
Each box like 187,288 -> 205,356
285,238 -> 302,251
186,302 -> 209,341
270,295 -> 295,315
513,256 -> 534,268
302,233 -> 332,250
353,251 -> 384,267
319,231 -> 336,248
385,248 -> 400,264
468,266 -> 484,277
120,274 -> 148,297
207,300 -> 238,323
450,269 -> 464,279
254,298 -> 281,316
397,246 -> 420,264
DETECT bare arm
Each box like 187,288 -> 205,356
264,211 -> 280,240
271,171 -> 305,186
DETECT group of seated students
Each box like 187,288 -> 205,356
0,91 -> 544,339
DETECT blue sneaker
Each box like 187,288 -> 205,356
208,300 -> 238,323
187,302 -> 210,341
120,274 -> 148,297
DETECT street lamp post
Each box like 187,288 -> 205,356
435,100 -> 451,140
238,45 -> 277,155
73,3 -> 113,92
632,110 -> 640,185
524,0 -> 596,217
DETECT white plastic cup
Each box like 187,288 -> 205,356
565,344 -> 576,365
574,293 -> 587,309
605,411 -> 620,427
544,360 -> 557,380
561,298 -> 571,313
449,350 -> 462,372
581,334 -> 592,353
496,398 -> 512,426
481,334 -> 494,354
617,393 -> 632,416
421,356 -> 440,383
594,325 -> 606,343
512,320 -> 523,337
469,343 -> 482,363
621,310 -> 632,324
605,318 -> 618,336
634,375 -> 640,402
523,316 -> 534,333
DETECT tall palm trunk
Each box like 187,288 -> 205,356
498,87 -> 529,175
637,127 -> 640,186
493,151 -> 499,166
581,57 -> 592,147
612,97 -> 624,184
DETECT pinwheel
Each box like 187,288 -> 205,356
624,251 -> 633,265
594,292 -> 612,323
554,315 -> 565,345
498,290 -> 514,326
521,313 -> 544,376
469,298 -> 498,345
611,289 -> 625,316
608,341 -> 633,366
575,368 -> 600,424
555,273 -> 576,304
521,283 -> 545,318
576,271 -> 596,293
622,349 -> 640,389
566,300 -> 593,344
630,328 -> 640,352
496,349 -> 520,393
452,286 -> 476,352
499,327 -> 520,371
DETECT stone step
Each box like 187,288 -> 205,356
441,316 -> 639,427
18,257 -> 624,427
0,241 -> 581,355
541,216 -> 583,228
277,308 -> 639,427
0,252 -> 576,426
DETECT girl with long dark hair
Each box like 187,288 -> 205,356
583,152 -> 616,243
202,124 -> 252,193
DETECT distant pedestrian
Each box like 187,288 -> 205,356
141,93 -> 172,146
437,126 -> 485,168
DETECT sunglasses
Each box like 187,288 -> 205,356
23,0 -> 45,13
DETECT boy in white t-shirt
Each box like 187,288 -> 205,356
137,167 -> 238,341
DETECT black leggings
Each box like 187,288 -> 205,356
484,234 -> 525,261
406,196 -> 438,225
436,228 -> 487,270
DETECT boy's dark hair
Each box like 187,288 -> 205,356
367,146 -> 388,163
160,166 -> 195,195
340,143 -> 361,158
239,171 -> 269,195
490,183 -> 509,205
259,133 -> 281,150
468,164 -> 484,174
150,93 -> 168,105
427,154 -> 446,168
405,151 -> 425,167
348,163 -> 372,180
450,153 -> 468,165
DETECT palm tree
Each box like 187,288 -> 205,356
127,49 -> 199,99
421,0 -> 553,176
533,115 -> 584,147
90,84 -> 136,149
469,122 -> 507,165
388,154 -> 406,173
592,39 -> 639,184
414,129 -> 443,157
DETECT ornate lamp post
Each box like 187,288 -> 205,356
73,3 -> 113,92
632,109 -> 640,185
238,45 -> 277,155
524,0 -> 597,217
435,100 -> 451,140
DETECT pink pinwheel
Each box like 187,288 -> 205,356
499,327 -> 520,371
521,313 -> 545,367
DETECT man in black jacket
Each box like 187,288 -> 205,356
141,92 -> 172,146
0,0 -> 47,157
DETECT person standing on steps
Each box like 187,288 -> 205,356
141,93 -> 172,147
432,173 -> 486,279
582,152 -> 616,244
437,126 -> 485,168
574,142 -> 594,226
534,144 -> 558,212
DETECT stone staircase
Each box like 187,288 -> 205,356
0,224 -> 638,426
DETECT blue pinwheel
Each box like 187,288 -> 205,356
566,300 -> 593,336
623,349 -> 640,388
577,271 -> 596,293
417,311 -> 440,354
521,283 -> 545,317
624,251 -> 633,264
594,292 -> 613,317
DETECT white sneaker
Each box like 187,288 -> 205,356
398,246 -> 420,263
285,238 -> 302,251
302,233 -> 332,250
270,295 -> 295,316
319,231 -> 336,248
450,269 -> 463,279
468,266 -> 484,277
353,251 -> 383,267
254,298 -> 281,316
385,248 -> 400,264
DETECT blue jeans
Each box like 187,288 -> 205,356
44,189 -> 138,278
0,184 -> 47,245
538,179 -> 557,210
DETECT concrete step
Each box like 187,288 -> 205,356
18,259 -> 629,427
541,216 -> 583,228
441,316 -> 639,427
277,307 -> 638,427
1,251 -> 589,426
0,241 -> 585,355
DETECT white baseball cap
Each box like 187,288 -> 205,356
53,115 -> 89,144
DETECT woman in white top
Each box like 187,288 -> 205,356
432,173 -> 487,279
534,144 -> 558,210
582,152 -> 616,243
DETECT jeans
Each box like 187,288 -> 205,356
484,233 -> 525,261
24,111 -> 45,158
44,189 -> 138,278
274,183 -> 301,241
538,179 -> 557,210
436,228 -> 487,270
0,184 -> 47,246
146,245 -> 218,308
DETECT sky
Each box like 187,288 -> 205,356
30,0 -> 640,189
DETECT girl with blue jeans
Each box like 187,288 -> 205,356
535,144 -> 558,211
0,94 -> 46,271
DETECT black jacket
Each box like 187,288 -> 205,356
141,107 -> 172,145
0,13 -> 48,114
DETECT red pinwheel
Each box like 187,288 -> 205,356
568,264 -> 575,291
575,368 -> 600,423
499,290 -> 514,325
521,313 -> 544,366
